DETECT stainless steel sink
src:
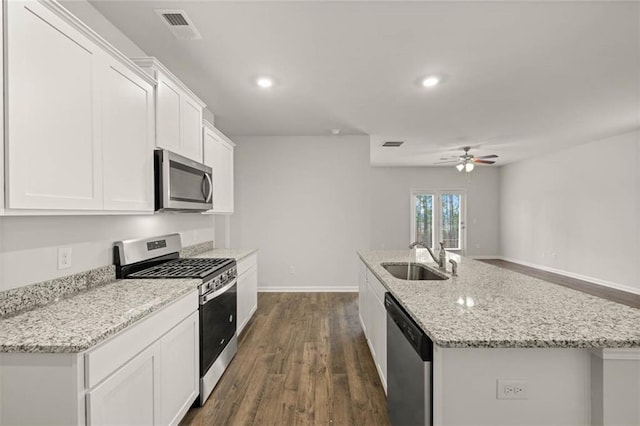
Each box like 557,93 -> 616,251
382,263 -> 449,281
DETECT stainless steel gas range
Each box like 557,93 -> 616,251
114,233 -> 237,406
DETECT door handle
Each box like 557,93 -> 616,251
200,173 -> 213,203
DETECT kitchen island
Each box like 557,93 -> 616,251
357,250 -> 640,426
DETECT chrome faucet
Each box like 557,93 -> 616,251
449,259 -> 458,276
409,241 -> 445,270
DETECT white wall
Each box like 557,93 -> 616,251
368,166 -> 500,255
500,130 -> 640,293
0,1 -> 214,292
231,135 -> 500,290
59,0 -> 146,58
0,215 -> 213,291
230,136 -> 372,291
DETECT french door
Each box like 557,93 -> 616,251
410,190 -> 465,252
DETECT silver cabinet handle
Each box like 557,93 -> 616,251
204,173 -> 213,203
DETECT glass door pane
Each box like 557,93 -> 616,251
414,194 -> 434,248
440,193 -> 461,249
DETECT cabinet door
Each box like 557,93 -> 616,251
373,294 -> 387,392
237,265 -> 258,335
245,265 -> 258,320
156,74 -> 182,154
87,341 -> 161,426
160,312 -> 199,426
358,270 -> 368,334
6,1 -> 102,209
102,61 -> 155,211
237,272 -> 249,335
180,96 -> 203,161
203,127 -> 235,213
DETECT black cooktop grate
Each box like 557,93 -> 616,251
129,258 -> 233,279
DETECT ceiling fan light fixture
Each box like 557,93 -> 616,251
465,162 -> 474,172
456,163 -> 464,172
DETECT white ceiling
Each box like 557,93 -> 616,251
88,0 -> 640,166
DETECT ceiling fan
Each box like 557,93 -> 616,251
435,146 -> 498,172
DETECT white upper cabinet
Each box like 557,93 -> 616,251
132,57 -> 206,162
6,0 -> 103,210
181,97 -> 204,162
156,75 -> 183,155
4,0 -> 156,213
203,122 -> 235,214
102,61 -> 155,211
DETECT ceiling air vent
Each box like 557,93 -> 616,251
382,141 -> 404,147
156,10 -> 202,40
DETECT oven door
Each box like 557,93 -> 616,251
199,279 -> 237,376
155,149 -> 213,212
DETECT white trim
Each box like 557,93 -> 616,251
203,120 -> 236,147
410,188 -> 467,254
258,286 -> 358,293
130,57 -> 206,107
0,209 -> 155,216
590,348 -> 640,360
469,255 -> 502,260
499,256 -> 640,296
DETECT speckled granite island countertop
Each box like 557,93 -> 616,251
358,250 -> 640,349
0,278 -> 199,353
193,248 -> 258,261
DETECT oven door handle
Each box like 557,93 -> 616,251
200,278 -> 237,305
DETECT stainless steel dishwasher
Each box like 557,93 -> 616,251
385,292 -> 433,426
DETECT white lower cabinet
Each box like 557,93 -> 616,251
0,292 -> 198,426
237,253 -> 258,335
358,259 -> 387,393
87,341 -> 161,425
160,312 -> 199,425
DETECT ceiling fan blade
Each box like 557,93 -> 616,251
473,159 -> 496,164
475,154 -> 498,159
434,160 -> 459,164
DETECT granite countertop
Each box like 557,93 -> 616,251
0,278 -> 199,353
193,248 -> 258,261
358,250 -> 640,349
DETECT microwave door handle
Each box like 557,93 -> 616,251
204,173 -> 213,203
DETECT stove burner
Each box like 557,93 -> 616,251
129,258 -> 233,279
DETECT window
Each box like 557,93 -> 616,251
411,190 -> 465,251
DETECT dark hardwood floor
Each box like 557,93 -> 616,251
181,293 -> 389,426
479,259 -> 640,309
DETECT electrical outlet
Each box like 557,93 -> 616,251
497,379 -> 528,400
289,265 -> 296,275
58,247 -> 72,270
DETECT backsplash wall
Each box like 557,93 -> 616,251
0,214 -> 214,291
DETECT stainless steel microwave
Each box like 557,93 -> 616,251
154,149 -> 213,212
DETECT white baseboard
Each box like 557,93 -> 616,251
498,256 -> 640,296
258,286 -> 358,293
469,255 -> 502,260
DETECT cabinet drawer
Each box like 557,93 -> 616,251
237,253 -> 257,276
366,268 -> 387,303
85,291 -> 197,389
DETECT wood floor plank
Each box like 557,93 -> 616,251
180,293 -> 390,426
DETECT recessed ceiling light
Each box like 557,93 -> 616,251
256,77 -> 274,89
421,76 -> 440,88
331,129 -> 340,135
